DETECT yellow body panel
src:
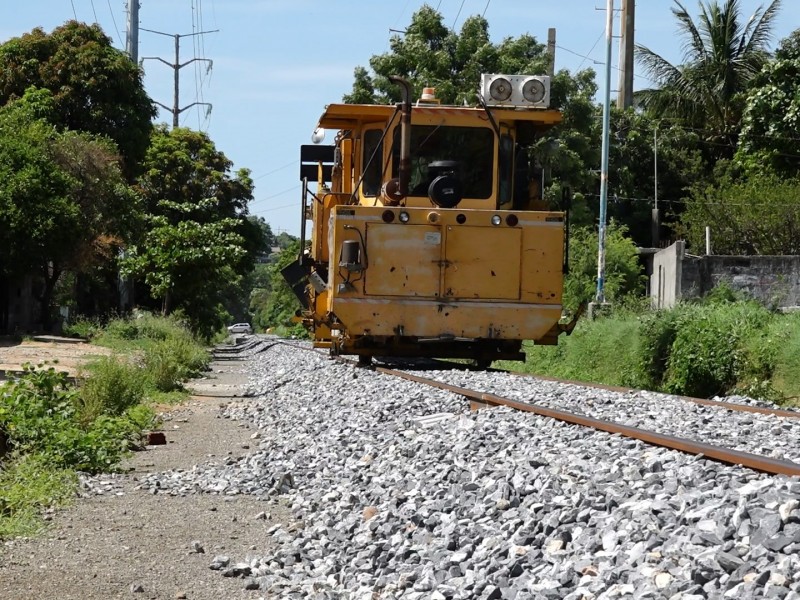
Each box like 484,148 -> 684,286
331,298 -> 562,340
325,206 -> 564,341
444,226 -> 521,299
364,224 -> 441,297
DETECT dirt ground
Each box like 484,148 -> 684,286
0,341 -> 290,600
0,336 -> 113,378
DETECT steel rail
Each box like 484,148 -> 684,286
510,372 -> 800,420
376,365 -> 800,477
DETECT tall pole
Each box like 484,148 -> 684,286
617,0 -> 635,109
652,123 -> 660,247
547,28 -> 556,78
140,28 -> 218,128
596,0 -> 614,304
125,1 -> 139,63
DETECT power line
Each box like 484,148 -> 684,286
89,0 -> 99,23
452,0 -> 467,30
253,160 -> 298,181
106,0 -> 122,46
70,0 -> 78,19
482,0 -> 491,18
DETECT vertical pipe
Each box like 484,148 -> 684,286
595,0 -> 614,304
706,226 -> 711,255
388,76 -> 412,200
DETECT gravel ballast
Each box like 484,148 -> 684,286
117,342 -> 800,599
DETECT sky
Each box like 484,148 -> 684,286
3,1 -> 799,236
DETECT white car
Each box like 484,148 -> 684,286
227,323 -> 253,335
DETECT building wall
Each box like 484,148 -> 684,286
650,242 -> 800,309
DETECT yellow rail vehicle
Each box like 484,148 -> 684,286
284,74 -> 578,365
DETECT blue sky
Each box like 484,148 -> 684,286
3,1 -> 799,235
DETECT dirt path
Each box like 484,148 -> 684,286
0,353 -> 289,600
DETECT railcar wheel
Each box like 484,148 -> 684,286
471,359 -> 492,370
357,355 -> 373,367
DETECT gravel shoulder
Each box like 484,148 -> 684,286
0,352 -> 289,600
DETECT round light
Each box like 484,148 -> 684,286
311,127 -> 325,144
522,78 -> 546,103
399,211 -> 410,223
382,210 -> 395,223
456,213 -> 467,224
427,212 -> 439,223
505,214 -> 519,227
491,215 -> 502,226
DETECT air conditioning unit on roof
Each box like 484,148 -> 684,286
480,74 -> 550,109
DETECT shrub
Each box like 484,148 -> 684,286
62,317 -> 102,340
663,302 -> 773,397
143,338 -> 207,392
0,366 -> 148,473
77,357 -> 146,426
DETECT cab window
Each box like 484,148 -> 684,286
392,125 -> 494,199
361,128 -> 383,197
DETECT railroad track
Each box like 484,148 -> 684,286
271,338 -> 800,477
256,340 -> 800,476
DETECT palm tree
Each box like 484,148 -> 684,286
635,0 -> 782,155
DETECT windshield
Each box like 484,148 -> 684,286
392,125 -> 494,199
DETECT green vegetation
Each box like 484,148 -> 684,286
502,295 -> 800,405
0,315 -> 207,538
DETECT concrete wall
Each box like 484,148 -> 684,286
650,242 -> 800,309
650,241 -> 685,309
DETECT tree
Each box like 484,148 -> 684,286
344,7 -> 549,105
635,0 -> 782,158
736,29 -> 800,176
0,91 -> 138,329
0,21 -> 156,173
126,126 -> 263,337
677,173 -> 800,255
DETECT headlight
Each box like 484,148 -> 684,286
399,211 -> 410,223
491,214 -> 502,226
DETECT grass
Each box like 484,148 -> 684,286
0,314 -> 210,538
0,453 -> 76,538
504,299 -> 800,406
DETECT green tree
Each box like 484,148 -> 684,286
736,30 -> 800,176
251,240 -> 304,333
635,0 -> 782,158
0,93 -> 138,329
677,173 -> 800,255
0,21 -> 155,173
127,127 -> 262,337
344,6 -> 549,105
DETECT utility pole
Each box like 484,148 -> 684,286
617,0 -> 635,109
547,28 -> 556,78
140,28 -> 218,128
594,0 -> 614,310
125,1 -> 139,63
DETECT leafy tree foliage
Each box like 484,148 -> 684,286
736,30 -> 800,176
0,92 -> 138,328
635,0 -> 782,159
677,173 -> 800,255
251,241 -> 304,334
0,21 -> 155,173
125,127 -> 264,338
344,6 -> 549,105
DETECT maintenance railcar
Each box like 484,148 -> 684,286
283,74 -> 578,365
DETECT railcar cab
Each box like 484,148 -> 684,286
287,73 -> 576,364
